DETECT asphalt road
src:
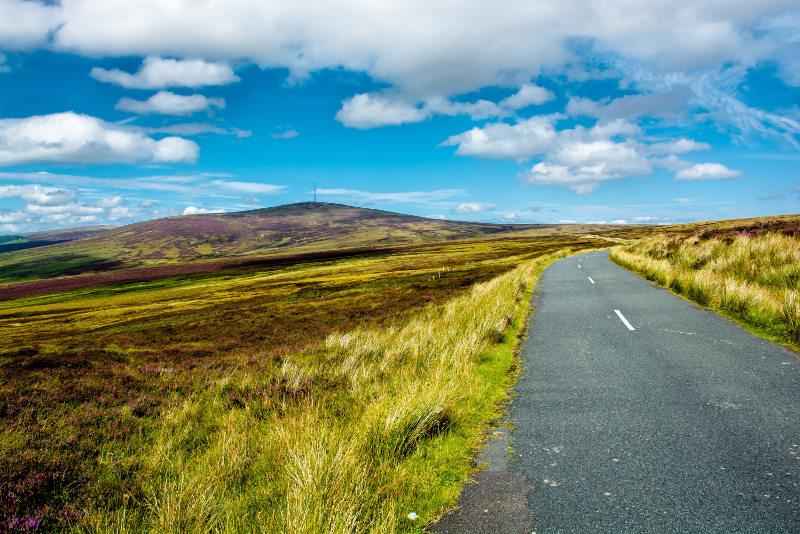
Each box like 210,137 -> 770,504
506,250 -> 800,533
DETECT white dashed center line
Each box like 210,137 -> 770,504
614,310 -> 635,331
588,277 -> 595,284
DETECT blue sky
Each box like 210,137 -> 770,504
1,1 -> 799,233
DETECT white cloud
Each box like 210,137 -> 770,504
2,1 -> 795,146
675,197 -> 698,203
450,202 -> 493,215
116,91 -> 225,116
0,185 -> 77,206
208,180 -> 286,194
0,52 -> 10,73
269,130 -> 299,139
336,85 -> 555,129
91,57 -> 240,89
2,1 -> 787,97
446,116 -> 719,194
316,188 -> 466,203
499,84 -> 555,109
242,196 -> 262,204
674,163 -> 746,181
440,115 -> 561,163
335,93 -> 429,129
425,214 -> 446,220
0,0 -> 63,50
756,192 -> 783,201
559,219 -> 576,223
183,206 -> 226,215
643,139 -> 711,155
0,112 -> 199,166
0,183 -> 164,229
518,136 -> 652,195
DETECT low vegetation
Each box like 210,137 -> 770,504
0,234 -> 595,533
610,220 -> 800,348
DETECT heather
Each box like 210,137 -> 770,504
610,222 -> 800,348
0,236 -> 594,533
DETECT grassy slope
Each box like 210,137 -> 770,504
0,203 -> 630,285
609,218 -> 800,352
601,212 -> 800,240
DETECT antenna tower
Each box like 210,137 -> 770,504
314,181 -> 317,202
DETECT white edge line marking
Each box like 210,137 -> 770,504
588,277 -> 595,284
614,310 -> 635,331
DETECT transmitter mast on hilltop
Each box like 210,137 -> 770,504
314,181 -> 317,203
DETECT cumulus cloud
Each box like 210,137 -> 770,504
183,206 -> 226,215
674,163 -> 746,181
316,188 -> 465,203
2,1 -> 790,97
116,91 -> 225,116
242,196 -> 262,204
499,84 -> 555,109
450,202 -> 493,215
336,84 -> 555,128
440,115 -> 561,163
91,57 -> 240,89
0,185 -> 77,206
335,93 -> 429,129
559,219 -> 576,223
445,116 -> 715,193
0,112 -> 199,166
269,130 -> 299,139
756,192 -> 783,201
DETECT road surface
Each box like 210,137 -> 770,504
431,250 -> 800,534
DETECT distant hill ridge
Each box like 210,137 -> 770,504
0,203 -> 565,284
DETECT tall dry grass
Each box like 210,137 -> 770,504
75,250 -> 569,534
610,232 -> 800,345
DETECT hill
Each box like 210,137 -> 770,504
0,225 -> 116,253
0,202 -> 627,285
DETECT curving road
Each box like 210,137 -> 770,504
431,250 -> 800,534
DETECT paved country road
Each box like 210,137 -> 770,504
431,250 -> 800,534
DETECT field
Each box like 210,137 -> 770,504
0,231 -> 601,533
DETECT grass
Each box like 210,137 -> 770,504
610,223 -> 800,350
0,235 -> 596,533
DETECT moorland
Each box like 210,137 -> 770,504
1,203 -> 798,533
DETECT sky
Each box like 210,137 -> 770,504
1,0 -> 800,234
